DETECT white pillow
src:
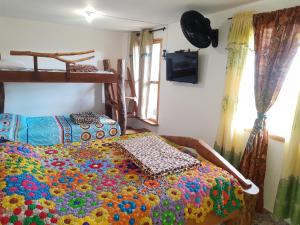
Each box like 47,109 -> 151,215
0,58 -> 27,70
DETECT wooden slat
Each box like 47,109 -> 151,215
0,71 -> 118,83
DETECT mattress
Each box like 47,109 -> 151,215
0,113 -> 120,146
0,132 -> 244,225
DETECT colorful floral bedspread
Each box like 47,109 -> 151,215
0,132 -> 244,225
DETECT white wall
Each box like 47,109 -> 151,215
129,0 -> 300,212
0,17 -> 129,116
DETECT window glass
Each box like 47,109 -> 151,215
150,43 -> 161,82
234,45 -> 300,139
145,41 -> 162,122
147,83 -> 159,120
267,48 -> 300,138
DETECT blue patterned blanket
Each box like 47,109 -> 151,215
0,113 -> 120,146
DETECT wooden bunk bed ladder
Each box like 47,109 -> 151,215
103,60 -> 138,118
126,67 -> 138,118
103,59 -> 127,135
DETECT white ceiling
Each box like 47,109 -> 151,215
0,0 -> 259,31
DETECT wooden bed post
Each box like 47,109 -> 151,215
117,59 -> 127,134
0,82 -> 4,113
103,60 -> 113,118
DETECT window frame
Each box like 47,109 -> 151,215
244,128 -> 285,143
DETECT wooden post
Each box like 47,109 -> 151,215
66,62 -> 71,80
103,59 -> 113,118
33,56 -> 38,72
0,82 -> 4,113
117,59 -> 127,134
103,59 -> 111,71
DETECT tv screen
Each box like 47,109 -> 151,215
166,51 -> 198,84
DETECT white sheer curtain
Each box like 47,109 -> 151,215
129,30 -> 153,119
129,32 -> 140,102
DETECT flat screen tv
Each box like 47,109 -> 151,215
166,51 -> 198,84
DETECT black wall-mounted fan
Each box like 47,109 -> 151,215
180,10 -> 218,48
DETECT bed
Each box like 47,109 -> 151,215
0,52 -> 258,225
0,132 -> 258,225
0,113 -> 121,146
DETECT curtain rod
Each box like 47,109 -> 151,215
136,27 -> 166,36
150,27 -> 166,33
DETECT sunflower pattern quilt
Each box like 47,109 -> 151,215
0,132 -> 244,225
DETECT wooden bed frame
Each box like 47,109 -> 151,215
0,51 -> 127,134
162,135 -> 259,225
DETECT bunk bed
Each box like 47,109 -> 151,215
0,50 -> 258,225
0,50 -> 127,136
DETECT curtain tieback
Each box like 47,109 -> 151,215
257,112 -> 266,120
245,112 -> 267,152
141,53 -> 151,57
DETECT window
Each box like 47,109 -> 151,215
144,39 -> 162,124
234,43 -> 300,141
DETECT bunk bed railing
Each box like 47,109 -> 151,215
10,50 -> 96,75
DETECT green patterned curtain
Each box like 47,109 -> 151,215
214,12 -> 254,168
274,93 -> 300,225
